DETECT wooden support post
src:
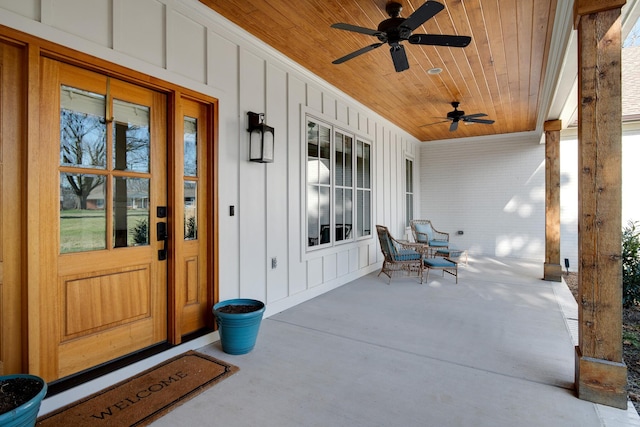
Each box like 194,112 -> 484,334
574,0 -> 627,409
544,120 -> 562,282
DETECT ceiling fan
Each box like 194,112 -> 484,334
423,102 -> 495,132
330,1 -> 471,72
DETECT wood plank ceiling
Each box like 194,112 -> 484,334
199,0 -> 558,142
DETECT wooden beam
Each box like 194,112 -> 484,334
574,0 -> 626,29
543,120 -> 561,282
576,0 -> 626,16
544,119 -> 562,132
574,6 -> 627,409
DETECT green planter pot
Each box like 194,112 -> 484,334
213,299 -> 265,355
0,374 -> 47,427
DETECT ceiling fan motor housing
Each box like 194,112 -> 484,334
380,2 -> 411,39
447,102 -> 464,119
385,1 -> 403,18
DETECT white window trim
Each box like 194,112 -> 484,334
301,108 -> 374,258
404,153 -> 415,230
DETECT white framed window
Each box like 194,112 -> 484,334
356,138 -> 371,238
405,157 -> 414,227
306,115 -> 371,249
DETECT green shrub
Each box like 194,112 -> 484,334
185,215 -> 197,239
131,218 -> 149,245
623,220 -> 640,308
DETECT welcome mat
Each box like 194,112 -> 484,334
36,351 -> 239,426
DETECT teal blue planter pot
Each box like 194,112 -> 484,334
213,299 -> 265,355
0,374 -> 47,427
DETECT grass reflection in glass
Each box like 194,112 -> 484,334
60,209 -> 149,253
60,209 -> 106,253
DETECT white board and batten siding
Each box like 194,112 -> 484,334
0,0 -> 421,317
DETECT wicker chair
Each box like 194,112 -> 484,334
410,220 -> 449,250
376,225 -> 423,284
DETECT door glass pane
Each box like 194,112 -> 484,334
113,177 -> 150,248
184,116 -> 198,177
60,173 -> 106,253
184,181 -> 198,240
60,86 -> 107,169
113,99 -> 150,173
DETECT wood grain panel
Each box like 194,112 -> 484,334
58,318 -> 161,378
63,266 -> 151,338
0,41 -> 25,375
185,257 -> 198,304
482,0 -> 510,133
200,0 -> 558,141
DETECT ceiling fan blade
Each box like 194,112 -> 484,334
408,34 -> 472,47
331,23 -> 382,37
389,44 -> 409,72
461,113 -> 488,119
400,1 -> 445,31
464,118 -> 495,124
449,120 -> 459,132
419,119 -> 450,127
332,43 -> 384,64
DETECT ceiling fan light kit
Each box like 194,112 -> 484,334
331,0 -> 471,73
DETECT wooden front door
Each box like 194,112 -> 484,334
39,59 -> 168,380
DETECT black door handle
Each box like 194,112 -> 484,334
157,222 -> 168,260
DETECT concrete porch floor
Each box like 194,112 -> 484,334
41,257 -> 640,426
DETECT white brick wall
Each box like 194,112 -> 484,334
419,133 -> 545,260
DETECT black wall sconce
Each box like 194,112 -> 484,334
247,111 -> 274,163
